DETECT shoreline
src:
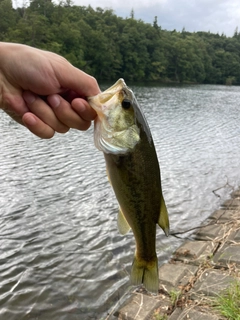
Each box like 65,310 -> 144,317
109,190 -> 240,319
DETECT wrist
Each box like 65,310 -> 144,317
0,43 -> 6,109
0,42 -> 19,111
0,42 -> 10,110
0,42 -> 24,110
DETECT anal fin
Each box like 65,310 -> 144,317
158,194 -> 170,236
117,208 -> 131,235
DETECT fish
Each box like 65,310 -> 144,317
88,79 -> 169,293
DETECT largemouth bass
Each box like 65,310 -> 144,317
88,79 -> 169,293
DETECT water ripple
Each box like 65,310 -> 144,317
1,84 -> 240,319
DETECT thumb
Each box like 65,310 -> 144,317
55,63 -> 101,98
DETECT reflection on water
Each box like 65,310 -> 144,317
1,84 -> 240,319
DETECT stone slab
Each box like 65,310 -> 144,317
169,308 -> 219,320
195,224 -> 222,241
214,244 -> 240,266
231,190 -> 240,198
114,293 -> 161,320
233,230 -> 240,241
209,209 -> 239,221
190,269 -> 235,299
158,263 -> 198,292
173,240 -> 214,265
222,199 -> 240,208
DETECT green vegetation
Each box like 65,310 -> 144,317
169,289 -> 181,306
152,314 -> 167,320
213,281 -> 240,320
2,0 -> 240,84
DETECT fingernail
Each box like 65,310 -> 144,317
23,113 -> 37,126
23,91 -> 36,104
48,95 -> 60,108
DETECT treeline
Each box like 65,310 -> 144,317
1,0 -> 240,84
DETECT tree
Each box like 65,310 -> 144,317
3,1 -> 240,84
130,8 -> 134,19
0,0 -> 17,40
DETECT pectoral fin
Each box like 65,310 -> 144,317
158,194 -> 170,236
117,208 -> 131,235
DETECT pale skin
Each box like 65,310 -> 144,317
0,42 -> 101,139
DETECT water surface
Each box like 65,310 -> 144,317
0,84 -> 240,319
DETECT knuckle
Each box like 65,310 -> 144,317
90,77 -> 99,89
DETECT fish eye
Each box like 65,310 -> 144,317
121,99 -> 131,109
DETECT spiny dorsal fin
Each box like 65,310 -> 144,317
158,194 -> 170,236
117,207 -> 131,235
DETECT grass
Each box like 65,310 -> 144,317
169,289 -> 181,306
213,281 -> 240,320
152,315 -> 167,320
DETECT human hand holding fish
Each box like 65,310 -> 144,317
0,42 -> 100,138
88,79 -> 169,293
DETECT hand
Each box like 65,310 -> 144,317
0,42 -> 100,138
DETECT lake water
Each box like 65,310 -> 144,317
1,84 -> 240,319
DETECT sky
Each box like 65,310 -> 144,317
73,0 -> 240,37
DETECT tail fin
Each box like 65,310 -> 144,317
130,255 -> 159,294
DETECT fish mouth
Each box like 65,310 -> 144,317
88,78 -> 128,116
100,78 -> 127,99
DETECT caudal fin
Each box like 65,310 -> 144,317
130,255 -> 159,294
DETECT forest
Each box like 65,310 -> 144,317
1,0 -> 240,84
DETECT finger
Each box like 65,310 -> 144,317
22,112 -> 56,139
71,98 -> 97,121
2,91 -> 29,125
55,63 -> 101,97
48,94 -> 92,131
23,91 -> 69,133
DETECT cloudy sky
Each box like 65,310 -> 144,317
73,0 -> 240,36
